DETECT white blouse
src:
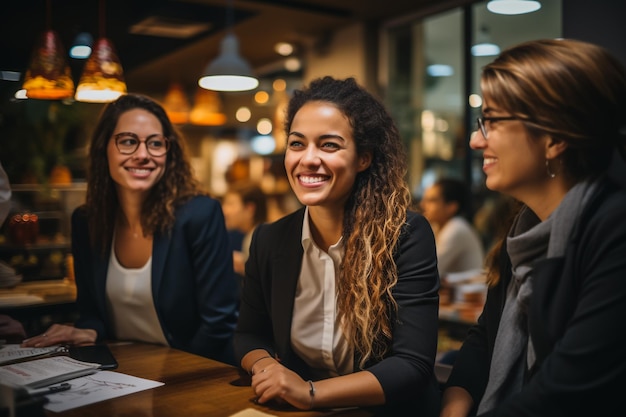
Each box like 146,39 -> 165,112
105,248 -> 168,346
290,207 -> 353,379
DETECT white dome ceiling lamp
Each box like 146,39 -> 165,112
487,0 -> 541,15
471,26 -> 501,57
198,0 -> 259,92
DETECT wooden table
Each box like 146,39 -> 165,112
0,279 -> 78,336
45,343 -> 373,417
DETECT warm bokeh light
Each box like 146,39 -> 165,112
273,79 -> 286,92
235,106 -> 252,122
274,42 -> 294,56
254,91 -> 269,104
257,118 -> 273,135
285,57 -> 301,72
469,94 -> 483,108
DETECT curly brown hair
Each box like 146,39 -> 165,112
285,77 -> 412,367
85,93 -> 206,254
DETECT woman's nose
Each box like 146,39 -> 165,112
133,141 -> 150,158
469,130 -> 486,150
301,145 -> 321,165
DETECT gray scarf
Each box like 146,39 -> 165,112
477,180 -> 597,414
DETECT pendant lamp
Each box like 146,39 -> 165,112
69,32 -> 94,59
198,0 -> 258,92
471,26 -> 501,57
163,82 -> 191,125
21,0 -> 75,100
487,0 -> 541,15
75,0 -> 126,102
190,88 -> 227,126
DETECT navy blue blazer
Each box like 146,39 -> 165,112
71,195 -> 239,364
234,208 -> 441,416
446,177 -> 626,416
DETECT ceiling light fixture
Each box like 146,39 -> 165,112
190,88 -> 227,126
75,0 -> 127,103
487,0 -> 541,15
198,0 -> 258,92
69,32 -> 94,59
21,0 -> 75,100
163,82 -> 190,125
471,26 -> 501,57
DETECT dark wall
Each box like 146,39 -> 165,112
563,0 -> 626,66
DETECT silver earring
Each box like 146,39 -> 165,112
546,159 -> 556,179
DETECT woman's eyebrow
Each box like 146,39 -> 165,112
319,134 -> 345,141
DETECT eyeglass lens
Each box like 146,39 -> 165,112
114,133 -> 169,156
476,117 -> 488,138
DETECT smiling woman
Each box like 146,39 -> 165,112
21,93 -> 239,365
234,77 -> 441,416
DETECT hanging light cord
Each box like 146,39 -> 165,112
226,0 -> 234,32
99,0 -> 106,38
45,0 -> 52,29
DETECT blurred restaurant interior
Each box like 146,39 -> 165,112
0,0 -> 624,341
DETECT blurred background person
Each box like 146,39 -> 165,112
0,161 -> 10,225
420,178 -> 484,278
441,39 -> 626,416
221,181 -> 268,286
0,161 -> 26,343
22,94 -> 239,364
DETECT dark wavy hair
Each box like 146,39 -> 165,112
285,76 -> 412,367
85,93 -> 205,254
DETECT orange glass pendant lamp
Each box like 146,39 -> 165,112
21,0 -> 75,100
74,0 -> 127,103
189,88 -> 227,126
74,37 -> 126,102
163,82 -> 191,124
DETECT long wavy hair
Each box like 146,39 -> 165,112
285,77 -> 412,367
480,39 -> 626,286
85,93 -> 205,255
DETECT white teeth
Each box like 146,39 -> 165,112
299,175 -> 326,184
128,168 -> 151,174
483,158 -> 497,165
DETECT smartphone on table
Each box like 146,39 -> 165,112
68,344 -> 118,370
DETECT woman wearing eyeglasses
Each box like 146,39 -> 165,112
22,94 -> 239,364
440,39 -> 626,417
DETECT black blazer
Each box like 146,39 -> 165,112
234,208 -> 441,416
72,195 -> 239,364
446,177 -> 626,416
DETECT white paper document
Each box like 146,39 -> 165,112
43,371 -> 164,413
0,344 -> 63,365
0,356 -> 100,388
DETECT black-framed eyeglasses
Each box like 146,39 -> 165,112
475,116 -> 525,139
113,132 -> 171,157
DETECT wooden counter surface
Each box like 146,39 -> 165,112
46,342 -> 373,417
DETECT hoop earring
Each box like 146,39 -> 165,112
545,159 -> 556,179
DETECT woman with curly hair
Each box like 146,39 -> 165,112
23,94 -> 239,364
234,76 -> 440,415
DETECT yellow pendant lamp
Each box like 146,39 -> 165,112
163,82 -> 191,125
21,0 -> 74,100
189,88 -> 226,126
75,0 -> 127,102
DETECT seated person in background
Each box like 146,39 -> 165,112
0,164 -> 25,344
0,314 -> 26,344
221,181 -> 268,277
420,178 -> 484,278
440,39 -> 626,416
235,77 -> 440,416
22,94 -> 239,364
0,161 -> 10,225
